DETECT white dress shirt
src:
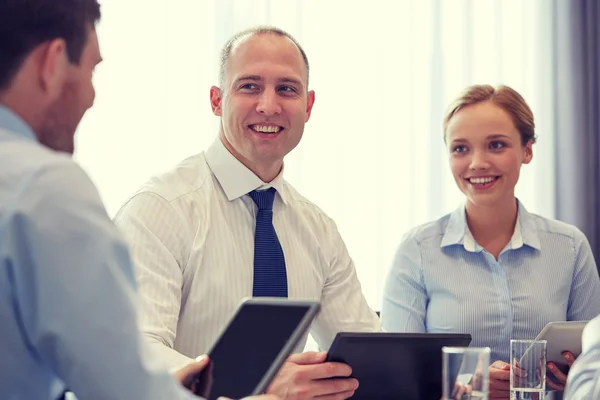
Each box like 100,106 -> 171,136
114,138 -> 381,368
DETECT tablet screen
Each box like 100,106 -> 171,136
200,299 -> 320,400
326,332 -> 472,400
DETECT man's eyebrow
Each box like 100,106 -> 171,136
278,77 -> 303,86
235,75 -> 262,82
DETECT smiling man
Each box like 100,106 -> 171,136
113,27 -> 381,400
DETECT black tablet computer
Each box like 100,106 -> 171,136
187,298 -> 320,400
325,332 -> 472,400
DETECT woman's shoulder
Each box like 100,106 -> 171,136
398,212 -> 453,246
526,211 -> 586,241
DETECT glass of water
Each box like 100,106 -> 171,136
442,346 -> 491,400
510,339 -> 547,400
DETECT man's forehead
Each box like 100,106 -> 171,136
231,32 -> 295,52
226,34 -> 307,84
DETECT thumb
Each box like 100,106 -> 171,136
490,360 -> 510,370
287,351 -> 327,365
173,354 -> 210,383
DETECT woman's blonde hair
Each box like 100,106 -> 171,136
443,84 -> 537,145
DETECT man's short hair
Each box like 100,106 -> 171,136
0,0 -> 101,91
219,26 -> 310,90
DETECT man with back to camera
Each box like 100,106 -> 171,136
114,26 -> 382,400
0,1 -> 278,399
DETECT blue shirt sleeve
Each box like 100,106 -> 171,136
564,315 -> 600,400
381,234 -> 427,332
9,159 -> 198,399
567,230 -> 600,321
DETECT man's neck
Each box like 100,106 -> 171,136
219,133 -> 283,183
0,92 -> 41,138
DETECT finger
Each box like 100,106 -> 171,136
563,351 -> 576,367
489,368 -> 511,381
455,385 -> 467,398
237,397 -> 281,400
198,358 -> 214,398
465,384 -> 473,394
490,360 -> 510,370
174,355 -> 210,382
300,377 -> 358,397
314,390 -> 356,400
288,351 -> 328,365
300,362 -> 352,380
489,382 -> 511,392
512,366 -> 529,378
489,378 -> 511,392
545,376 -> 565,391
547,363 -> 568,384
451,382 -> 464,398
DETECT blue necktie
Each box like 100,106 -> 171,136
249,188 -> 288,297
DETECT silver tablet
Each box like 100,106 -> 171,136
535,321 -> 589,366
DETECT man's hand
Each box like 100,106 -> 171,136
220,396 -> 281,400
174,355 -> 213,396
488,360 -> 511,399
267,351 -> 358,400
546,351 -> 576,391
449,382 -> 472,399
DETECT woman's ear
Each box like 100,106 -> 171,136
522,139 -> 533,164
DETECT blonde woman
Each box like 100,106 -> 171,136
382,85 -> 600,399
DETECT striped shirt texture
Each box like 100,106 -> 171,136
114,138 -> 381,368
381,200 -> 600,363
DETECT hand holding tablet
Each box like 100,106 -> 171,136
185,298 -> 320,400
533,320 -> 589,391
535,321 -> 588,367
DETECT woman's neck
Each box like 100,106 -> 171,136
465,197 -> 518,253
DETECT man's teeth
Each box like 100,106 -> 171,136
469,177 -> 496,184
252,125 -> 281,133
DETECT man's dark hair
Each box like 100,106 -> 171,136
219,26 -> 310,90
0,0 -> 101,90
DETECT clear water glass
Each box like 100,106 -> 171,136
510,339 -> 547,400
442,346 -> 491,400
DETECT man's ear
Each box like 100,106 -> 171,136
305,90 -> 315,122
210,86 -> 223,116
39,39 -> 69,100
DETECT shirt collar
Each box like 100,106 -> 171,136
0,105 -> 37,142
441,199 -> 541,252
205,137 -> 288,204
516,200 -> 541,250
